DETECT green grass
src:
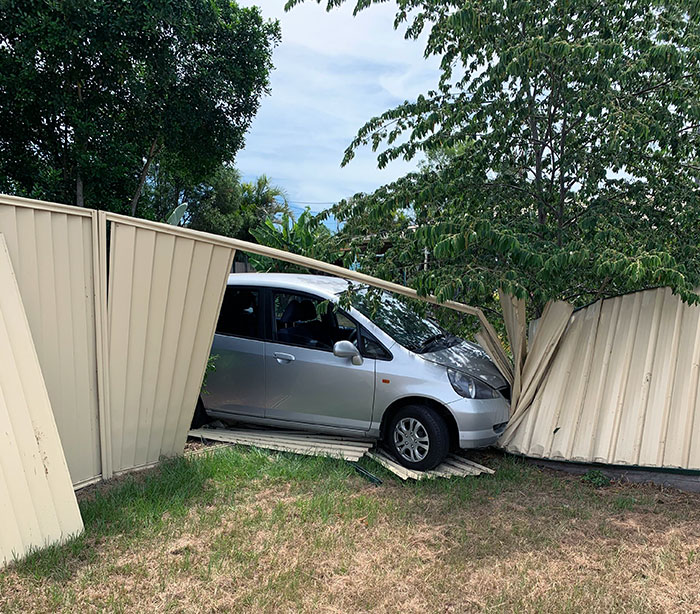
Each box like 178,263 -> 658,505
2,445 -> 699,614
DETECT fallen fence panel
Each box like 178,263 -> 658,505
189,427 -> 373,461
367,449 -> 494,480
0,234 -> 83,568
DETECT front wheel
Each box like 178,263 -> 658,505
386,405 -> 449,471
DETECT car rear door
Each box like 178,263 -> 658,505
202,285 -> 266,418
264,289 -> 375,431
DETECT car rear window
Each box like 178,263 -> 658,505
216,287 -> 263,340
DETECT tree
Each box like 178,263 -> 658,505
0,0 -> 280,213
182,166 -> 253,238
289,0 -> 700,313
178,166 -> 293,241
241,174 -> 292,220
183,166 -> 258,241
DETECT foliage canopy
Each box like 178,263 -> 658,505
0,0 -> 280,214
289,0 -> 700,313
249,209 -> 341,271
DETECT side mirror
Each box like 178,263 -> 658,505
333,340 -> 363,366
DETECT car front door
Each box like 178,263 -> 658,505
202,285 -> 266,418
264,289 -> 375,431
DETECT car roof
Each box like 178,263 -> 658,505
227,272 -> 351,299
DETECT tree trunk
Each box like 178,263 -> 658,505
130,137 -> 161,216
75,82 -> 85,207
557,114 -> 567,248
76,171 -> 84,207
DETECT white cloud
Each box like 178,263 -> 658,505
235,0 -> 440,210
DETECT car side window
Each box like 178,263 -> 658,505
336,311 -> 359,348
273,292 -> 336,350
361,329 -> 391,360
216,287 -> 262,340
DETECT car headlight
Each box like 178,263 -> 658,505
447,369 -> 499,399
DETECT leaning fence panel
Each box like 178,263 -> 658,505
0,195 -> 102,486
105,216 -> 235,474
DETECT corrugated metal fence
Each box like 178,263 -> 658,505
0,197 -> 237,485
501,287 -> 700,471
0,194 -> 506,489
0,234 -> 83,566
3,192 -> 699,565
105,217 -> 234,475
0,197 -> 103,486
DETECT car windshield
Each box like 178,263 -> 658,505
346,288 -> 457,353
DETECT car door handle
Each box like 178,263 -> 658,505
273,352 -> 295,363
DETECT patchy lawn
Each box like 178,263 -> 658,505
1,445 -> 699,614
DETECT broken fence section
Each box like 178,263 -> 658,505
500,287 -> 700,471
0,234 -> 83,568
189,426 -> 495,480
0,194 -> 509,490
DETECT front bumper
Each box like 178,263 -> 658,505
447,395 -> 510,449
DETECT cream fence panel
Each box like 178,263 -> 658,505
501,287 -> 700,470
105,216 -> 235,474
0,196 -> 102,486
0,234 -> 83,567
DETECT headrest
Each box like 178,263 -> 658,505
296,300 -> 318,321
230,291 -> 255,311
280,299 -> 301,323
281,299 -> 318,324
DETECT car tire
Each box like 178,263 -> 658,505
386,404 -> 449,471
190,395 -> 209,429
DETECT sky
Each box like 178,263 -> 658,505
235,0 -> 441,216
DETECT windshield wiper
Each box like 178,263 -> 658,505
417,333 -> 448,354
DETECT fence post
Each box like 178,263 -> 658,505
92,210 -> 113,480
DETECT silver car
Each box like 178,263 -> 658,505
199,273 -> 510,470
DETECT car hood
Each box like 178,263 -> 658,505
420,340 -> 508,389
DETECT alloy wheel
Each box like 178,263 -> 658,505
393,417 -> 430,463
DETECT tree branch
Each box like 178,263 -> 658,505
130,136 -> 162,217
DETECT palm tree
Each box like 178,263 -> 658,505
240,174 -> 292,222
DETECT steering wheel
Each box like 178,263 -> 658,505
348,328 -> 358,347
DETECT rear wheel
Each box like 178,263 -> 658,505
386,404 -> 449,471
